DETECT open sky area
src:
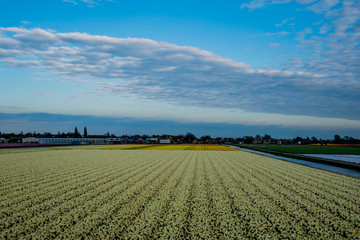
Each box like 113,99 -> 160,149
1,0 -> 360,138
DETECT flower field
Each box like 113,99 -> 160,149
240,144 -> 360,154
102,144 -> 239,151
1,147 -> 359,239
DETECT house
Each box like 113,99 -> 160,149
9,136 -> 22,143
22,137 -> 40,144
159,139 -> 171,144
148,138 -> 158,144
105,138 -> 123,144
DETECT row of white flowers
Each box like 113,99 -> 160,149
0,149 -> 359,239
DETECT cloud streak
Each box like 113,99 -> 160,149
242,0 -> 360,119
242,0 -> 360,76
63,0 -> 111,7
286,0 -> 360,80
0,27 -> 359,120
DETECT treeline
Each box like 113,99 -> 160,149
1,128 -> 360,145
1,127 -> 94,140
243,134 -> 360,145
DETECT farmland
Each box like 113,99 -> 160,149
1,146 -> 360,239
238,144 -> 360,154
102,144 -> 240,151
236,144 -> 360,171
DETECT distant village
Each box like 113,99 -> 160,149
1,126 -> 359,146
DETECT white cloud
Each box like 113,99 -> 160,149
288,0 -> 360,79
0,27 -> 360,121
240,0 -> 339,11
20,21 -> 31,25
295,0 -> 317,4
276,18 -> 295,27
92,101 -> 360,130
268,43 -> 280,48
241,0 -> 292,9
242,0 -> 360,106
63,0 -> 78,4
154,66 -> 178,72
36,93 -> 52,97
1,58 -> 40,68
307,0 -> 340,13
33,77 -> 54,81
319,23 -> 331,34
251,31 -> 291,37
295,27 -> 313,40
63,0 -> 112,7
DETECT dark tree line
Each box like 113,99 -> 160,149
1,129 -> 360,145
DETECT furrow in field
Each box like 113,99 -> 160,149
208,151 -> 286,238
0,150 -> 101,185
1,148 -> 359,239
0,159 -> 112,196
0,151 -> 120,196
58,151 -> 187,239
0,151 -> 164,231
0,156 -> 126,206
180,151 -> 199,239
273,160 -> 360,205
213,151 -> 320,238
201,151 -> 251,239
250,155 -> 360,221
1,161 -> 129,230
1,152 -> 170,239
0,150 -> 155,207
157,151 -> 198,239
246,162 -> 360,237
187,151 -> 217,239
252,170 -> 359,238
227,151 -> 360,208
231,152 -> 360,224
257,158 -> 360,207
1,149 -> 169,195
232,151 -> 360,211
223,152 -> 358,238
233,151 -> 360,194
116,151 -> 192,239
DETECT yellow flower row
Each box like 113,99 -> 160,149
103,144 -> 240,151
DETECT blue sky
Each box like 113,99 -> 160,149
1,0 -> 360,138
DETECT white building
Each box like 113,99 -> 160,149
159,139 -> 171,144
22,137 -> 40,143
22,138 -> 106,145
148,138 -> 158,144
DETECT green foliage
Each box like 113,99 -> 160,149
74,127 -> 81,137
83,127 -> 88,137
246,145 -> 360,154
244,136 -> 254,144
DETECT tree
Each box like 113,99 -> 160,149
74,127 -> 81,137
244,136 -> 254,144
184,132 -> 196,143
172,135 -> 184,143
311,136 -> 319,144
84,127 -> 88,137
333,134 -> 343,144
263,134 -> 271,141
200,135 -> 211,143
294,136 -> 303,144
